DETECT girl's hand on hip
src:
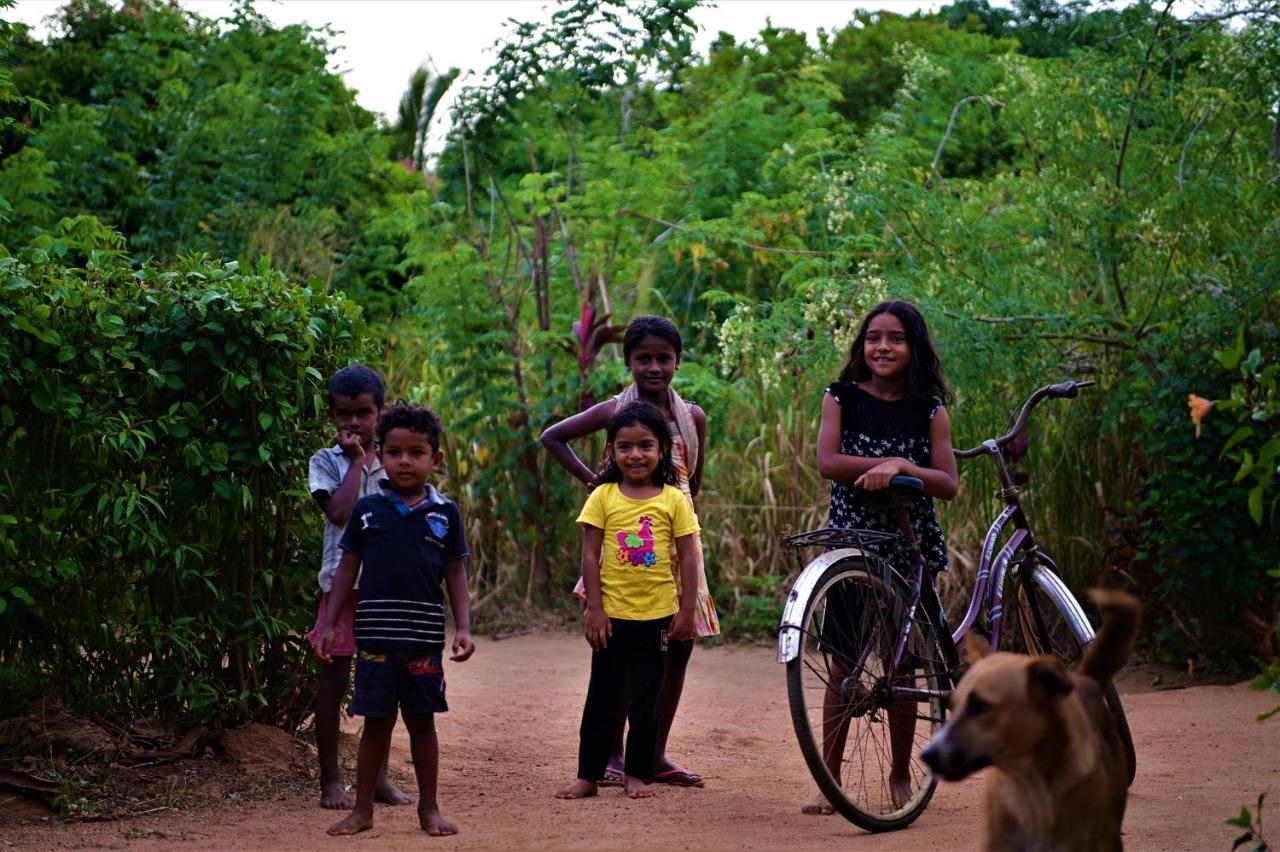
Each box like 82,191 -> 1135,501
585,606 -> 611,650
855,458 -> 906,491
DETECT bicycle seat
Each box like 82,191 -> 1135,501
861,475 -> 924,512
889,475 -> 924,495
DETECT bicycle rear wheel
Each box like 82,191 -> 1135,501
1000,554 -> 1137,786
785,555 -> 950,832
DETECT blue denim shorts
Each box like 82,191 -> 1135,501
349,648 -> 448,717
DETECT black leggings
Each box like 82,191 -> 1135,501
577,616 -> 670,781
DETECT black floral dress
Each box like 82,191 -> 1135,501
826,381 -> 949,574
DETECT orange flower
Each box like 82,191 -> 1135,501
1187,393 -> 1215,438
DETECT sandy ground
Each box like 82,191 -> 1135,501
3,633 -> 1277,850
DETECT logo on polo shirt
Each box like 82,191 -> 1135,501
359,511 -> 374,530
425,511 -> 449,545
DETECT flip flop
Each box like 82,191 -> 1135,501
598,768 -> 625,787
651,768 -> 705,788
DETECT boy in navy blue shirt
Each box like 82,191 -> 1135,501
317,403 -> 475,837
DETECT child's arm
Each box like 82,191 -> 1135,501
445,557 -> 475,662
580,525 -> 610,649
316,550 -> 360,664
669,533 -> 698,641
817,394 -> 959,500
316,433 -> 370,528
540,400 -> 616,487
689,404 -> 707,498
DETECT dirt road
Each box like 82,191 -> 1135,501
5,633 -> 1276,850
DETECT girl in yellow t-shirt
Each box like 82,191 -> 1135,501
555,401 -> 698,801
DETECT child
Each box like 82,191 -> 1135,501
305,365 -> 409,810
555,401 -> 699,801
541,315 -> 717,787
317,403 -> 475,836
805,299 -> 958,816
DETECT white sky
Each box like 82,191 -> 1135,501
9,1 -> 947,152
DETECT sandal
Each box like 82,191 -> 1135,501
651,767 -> 705,787
598,768 -> 625,787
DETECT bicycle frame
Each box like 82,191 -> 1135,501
948,439 -> 1034,653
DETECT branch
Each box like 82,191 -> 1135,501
1177,104 -> 1215,190
620,210 -> 830,256
930,96 -> 1003,185
1002,332 -> 1135,349
972,314 -> 1064,324
871,209 -> 916,267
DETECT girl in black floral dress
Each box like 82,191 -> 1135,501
803,300 -> 958,817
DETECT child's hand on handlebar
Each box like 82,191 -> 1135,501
856,459 -> 906,491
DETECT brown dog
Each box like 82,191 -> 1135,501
922,590 -> 1139,852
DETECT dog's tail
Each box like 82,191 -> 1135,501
1077,589 -> 1140,685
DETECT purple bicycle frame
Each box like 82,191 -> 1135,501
887,438 -> 1037,703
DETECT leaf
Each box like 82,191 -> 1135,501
9,586 -> 35,607
1227,806 -> 1253,829
1230,830 -> 1252,850
1221,426 -> 1253,456
1247,486 -> 1263,526
258,412 -> 273,430
1215,326 -> 1245,371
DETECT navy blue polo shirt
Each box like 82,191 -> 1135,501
338,484 -> 468,653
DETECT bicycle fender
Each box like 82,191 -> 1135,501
777,548 -> 871,664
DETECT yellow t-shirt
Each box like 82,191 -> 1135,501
576,483 -> 699,621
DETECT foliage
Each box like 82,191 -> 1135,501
1204,327 -> 1280,714
0,0 -> 417,310
3,0 -> 1280,675
0,243 -> 363,726
1228,794 -> 1270,852
386,64 -> 459,170
379,0 -> 1280,658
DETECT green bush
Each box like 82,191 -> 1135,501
0,248 -> 363,726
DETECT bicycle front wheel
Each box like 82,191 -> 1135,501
1001,554 -> 1137,786
785,555 -> 949,832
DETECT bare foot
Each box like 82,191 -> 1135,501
320,781 -> 353,810
555,779 -> 598,799
624,775 -> 655,799
375,778 -> 413,806
327,809 -> 373,836
890,775 -> 913,810
802,792 -> 834,815
419,805 -> 456,836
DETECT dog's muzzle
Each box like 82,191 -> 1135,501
922,729 -> 991,781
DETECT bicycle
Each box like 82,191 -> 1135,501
776,380 -> 1136,832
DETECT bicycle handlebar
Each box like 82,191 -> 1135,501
953,380 -> 1094,459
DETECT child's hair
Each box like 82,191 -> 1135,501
839,300 -> 953,405
327,365 -> 386,409
622,315 -> 683,362
598,401 -> 678,487
375,402 -> 444,453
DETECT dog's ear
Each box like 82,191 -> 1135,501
1027,657 -> 1074,703
963,629 -> 992,662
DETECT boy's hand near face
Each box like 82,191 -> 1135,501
450,630 -> 475,662
336,428 -> 366,461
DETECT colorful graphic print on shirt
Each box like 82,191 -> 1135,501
615,514 -> 658,567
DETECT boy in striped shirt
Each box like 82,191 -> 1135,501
317,403 -> 474,837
